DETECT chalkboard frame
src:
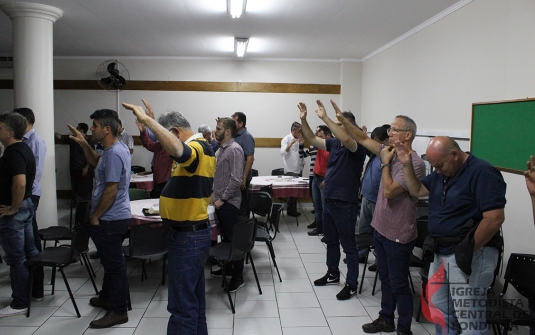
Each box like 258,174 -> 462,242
471,98 -> 535,175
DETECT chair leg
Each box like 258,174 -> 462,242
266,241 -> 282,282
81,253 -> 99,295
83,253 -> 97,278
359,248 -> 370,294
372,270 -> 379,296
27,266 -> 34,317
58,267 -> 81,318
161,253 -> 168,286
51,265 -> 57,295
247,252 -> 262,295
220,264 -> 235,314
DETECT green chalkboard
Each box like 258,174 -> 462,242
471,98 -> 535,175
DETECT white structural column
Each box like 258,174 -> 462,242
1,3 -> 63,228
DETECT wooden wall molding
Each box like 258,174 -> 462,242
0,79 -> 340,94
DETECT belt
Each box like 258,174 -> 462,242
169,222 -> 210,232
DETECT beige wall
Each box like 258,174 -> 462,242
361,0 -> 535,298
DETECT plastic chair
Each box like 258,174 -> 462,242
372,216 -> 429,295
271,168 -> 285,176
255,203 -> 284,282
26,220 -> 99,318
208,218 -> 262,313
123,222 -> 168,285
131,165 -> 146,174
486,253 -> 535,335
128,188 -> 151,201
356,233 -> 375,294
39,200 -> 91,249
249,191 -> 272,225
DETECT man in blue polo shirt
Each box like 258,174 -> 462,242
298,100 -> 366,301
395,136 -> 506,335
68,109 -> 131,329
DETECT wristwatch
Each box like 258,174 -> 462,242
381,163 -> 391,169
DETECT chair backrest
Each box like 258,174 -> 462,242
251,169 -> 259,177
128,222 -> 168,256
129,188 -> 151,201
131,165 -> 146,173
501,253 -> 535,300
230,218 -> 257,261
249,191 -> 272,219
269,203 -> 284,239
271,168 -> 285,176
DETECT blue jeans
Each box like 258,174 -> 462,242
216,203 -> 244,280
428,247 -> 498,335
167,225 -> 211,335
0,198 -> 40,309
357,197 -> 376,259
312,175 -> 325,233
90,219 -> 129,314
323,199 -> 359,288
374,230 -> 415,335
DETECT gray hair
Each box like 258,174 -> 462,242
158,111 -> 191,131
395,115 -> 417,141
198,124 -> 211,135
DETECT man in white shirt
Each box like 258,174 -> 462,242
280,121 -> 305,216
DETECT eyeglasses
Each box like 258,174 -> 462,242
387,127 -> 410,134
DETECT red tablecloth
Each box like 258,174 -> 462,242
248,176 -> 310,198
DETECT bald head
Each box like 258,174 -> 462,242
426,136 -> 467,177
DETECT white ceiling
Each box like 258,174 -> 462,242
0,0 -> 462,61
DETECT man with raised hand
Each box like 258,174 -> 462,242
298,100 -> 366,301
68,109 -> 131,329
395,136 -> 506,335
335,106 -> 426,335
123,101 -> 215,335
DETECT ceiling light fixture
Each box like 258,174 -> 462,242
227,0 -> 246,18
235,38 -> 248,57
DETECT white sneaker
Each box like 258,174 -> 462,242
0,305 -> 28,317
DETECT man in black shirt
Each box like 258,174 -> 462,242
0,113 -> 42,317
55,123 -> 94,200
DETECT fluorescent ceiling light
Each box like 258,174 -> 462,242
227,0 -> 246,18
235,38 -> 248,57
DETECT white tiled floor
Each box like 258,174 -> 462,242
0,201 -> 529,335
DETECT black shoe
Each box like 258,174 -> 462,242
368,264 -> 377,272
311,210 -> 315,214
224,278 -> 245,293
320,237 -> 327,243
314,273 -> 340,286
89,311 -> 128,328
287,211 -> 301,217
89,252 -> 100,259
89,297 -> 109,311
362,316 -> 396,333
211,269 -> 231,279
336,283 -> 358,300
307,221 -> 317,229
343,258 -> 346,264
359,256 -> 367,264
307,229 -> 322,236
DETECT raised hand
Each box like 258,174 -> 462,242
380,145 -> 396,164
330,100 -> 344,122
141,99 -> 155,119
393,140 -> 411,164
315,99 -> 327,119
297,102 -> 307,120
67,123 -> 88,145
525,155 -> 535,196
122,103 -> 150,125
